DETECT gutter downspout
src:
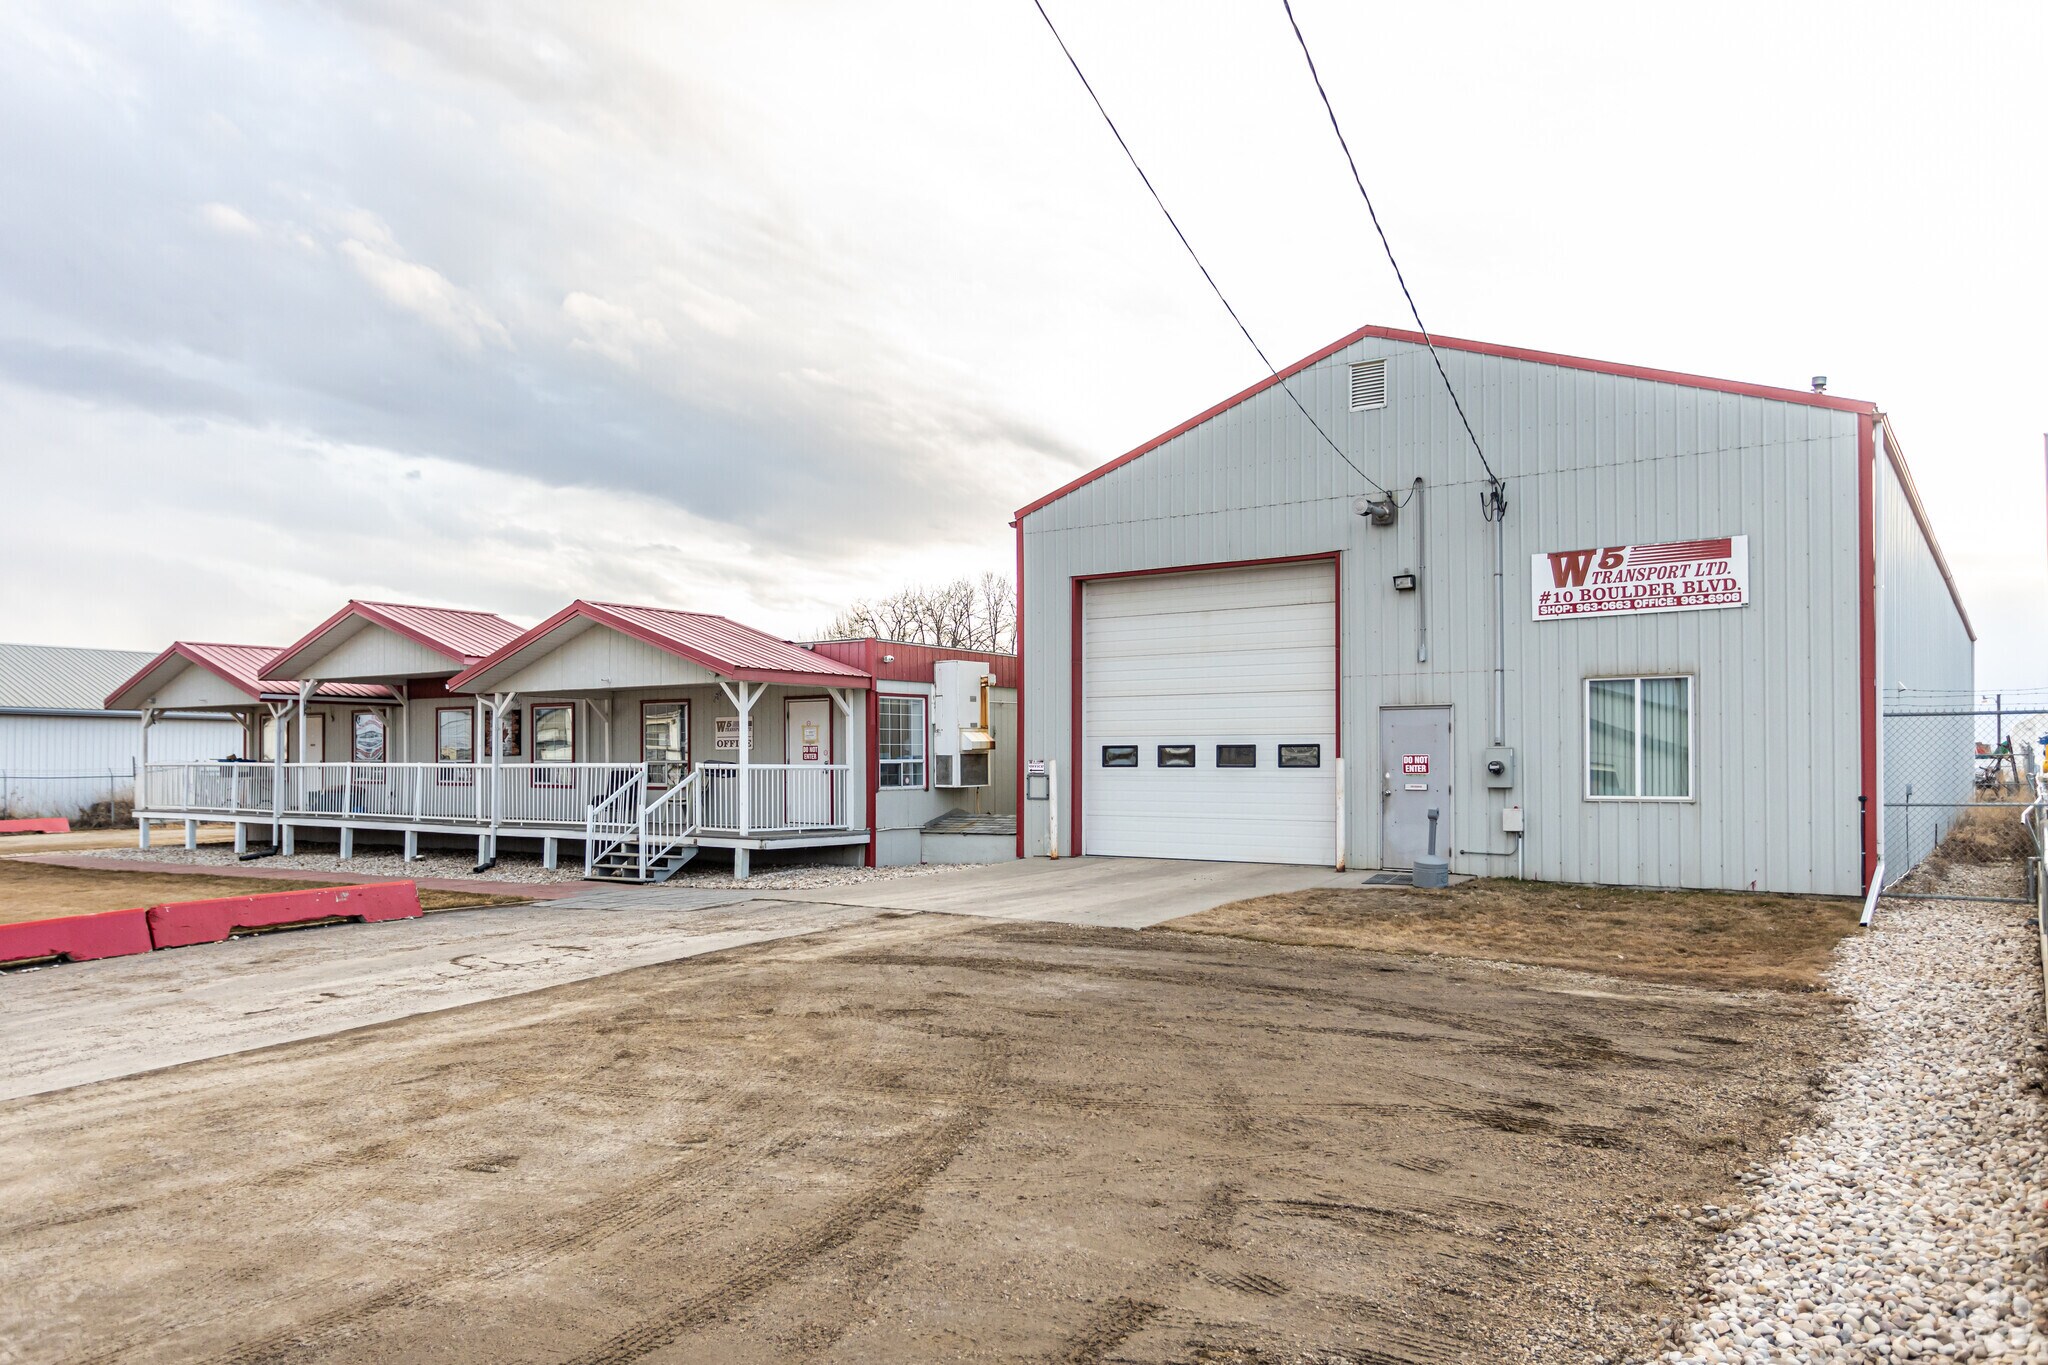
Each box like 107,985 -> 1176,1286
1414,477 -> 1427,664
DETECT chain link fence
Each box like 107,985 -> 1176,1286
1881,703 -> 2045,901
0,768 -> 138,827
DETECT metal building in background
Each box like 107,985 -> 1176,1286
1014,325 -> 1974,896
0,643 -> 240,820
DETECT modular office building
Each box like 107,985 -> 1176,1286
1015,325 -> 1973,896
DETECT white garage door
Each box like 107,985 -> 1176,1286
1082,561 -> 1337,865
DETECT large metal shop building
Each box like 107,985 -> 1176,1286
1013,325 -> 1973,896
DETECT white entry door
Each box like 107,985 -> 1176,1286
783,698 -> 833,827
1081,561 -> 1338,865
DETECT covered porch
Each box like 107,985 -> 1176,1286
444,601 -> 872,879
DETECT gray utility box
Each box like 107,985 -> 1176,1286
1481,746 -> 1516,789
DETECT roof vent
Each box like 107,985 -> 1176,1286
1349,359 -> 1387,412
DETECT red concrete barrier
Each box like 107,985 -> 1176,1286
0,908 -> 153,966
0,817 -> 70,836
146,881 -> 423,950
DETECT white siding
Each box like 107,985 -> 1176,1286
1,713 -> 241,817
300,627 -> 455,682
1022,338 -> 1870,894
1877,432 -> 1977,879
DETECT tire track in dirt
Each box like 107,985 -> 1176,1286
175,1030 -> 1002,1365
553,1041 -> 1005,1365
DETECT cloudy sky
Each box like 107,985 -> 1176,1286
3,2 -> 2043,684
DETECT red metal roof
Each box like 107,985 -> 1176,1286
447,602 -> 873,691
1016,323 -> 1881,521
104,643 -> 396,710
806,639 -> 1019,691
265,600 -> 526,678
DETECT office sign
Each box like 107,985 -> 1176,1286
1533,536 -> 1748,620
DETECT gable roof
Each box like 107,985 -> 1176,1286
265,600 -> 526,679
1016,323 -> 1880,521
448,602 -> 873,691
104,643 -> 396,711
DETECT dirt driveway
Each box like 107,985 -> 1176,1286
0,912 -> 1833,1364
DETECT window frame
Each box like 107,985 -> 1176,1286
351,708 -> 387,764
1583,674 -> 1694,803
1278,743 -> 1322,769
528,701 -> 577,787
877,694 -> 928,791
435,706 -> 476,782
1156,745 -> 1196,769
1215,744 -> 1257,769
1100,745 -> 1139,768
641,698 -> 690,789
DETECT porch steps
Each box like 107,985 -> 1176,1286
585,841 -> 699,884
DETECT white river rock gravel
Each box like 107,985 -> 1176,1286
1660,862 -> 2048,1363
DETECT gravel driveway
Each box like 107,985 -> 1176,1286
1662,862 -> 2048,1363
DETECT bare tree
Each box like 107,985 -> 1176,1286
822,573 -> 1015,652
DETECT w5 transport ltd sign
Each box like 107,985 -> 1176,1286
1532,536 -> 1748,620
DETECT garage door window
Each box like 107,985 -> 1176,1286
1586,676 -> 1691,800
879,696 -> 927,788
1101,745 -> 1138,767
1216,744 -> 1256,768
1157,745 -> 1195,768
1278,744 -> 1321,768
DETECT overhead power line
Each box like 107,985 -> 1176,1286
1028,0 -> 1391,498
1278,0 -> 1501,499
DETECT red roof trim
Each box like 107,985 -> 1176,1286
104,642 -> 395,710
447,602 -> 873,691
1015,324 -> 1880,520
264,600 -> 522,678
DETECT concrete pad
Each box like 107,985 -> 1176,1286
0,896 -> 862,1101
759,855 -> 1350,928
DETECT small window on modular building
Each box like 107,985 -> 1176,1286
879,695 -> 927,788
436,707 -> 474,764
532,704 -> 575,763
1348,358 -> 1387,411
1586,676 -> 1692,800
1101,745 -> 1138,767
1216,744 -> 1256,768
1157,745 -> 1196,768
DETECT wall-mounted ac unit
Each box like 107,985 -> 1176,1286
932,660 -> 996,788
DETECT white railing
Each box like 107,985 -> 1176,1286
140,758 -> 849,847
696,763 -> 850,834
584,769 -> 645,876
140,762 -> 273,816
495,764 -> 643,828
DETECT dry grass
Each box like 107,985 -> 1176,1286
1166,877 -> 1863,993
0,826 -> 237,855
0,858 -> 528,927
1921,802 -> 2036,874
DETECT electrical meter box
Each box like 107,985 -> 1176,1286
1481,746 -> 1516,789
932,660 -> 996,788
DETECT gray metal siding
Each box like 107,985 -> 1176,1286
1,712 -> 241,817
1877,443 -> 1976,879
1022,338 -> 1868,894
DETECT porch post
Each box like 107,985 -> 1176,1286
297,679 -> 313,764
135,706 -> 154,848
829,688 -> 857,836
735,681 -> 755,837
269,699 -> 291,845
490,691 -> 512,858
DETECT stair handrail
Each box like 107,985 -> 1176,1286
585,770 -> 643,877
638,769 -> 698,877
